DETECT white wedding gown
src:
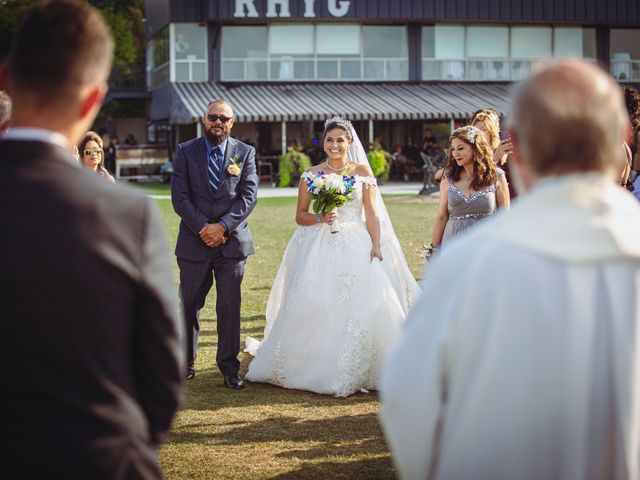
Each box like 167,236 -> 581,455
246,176 -> 419,397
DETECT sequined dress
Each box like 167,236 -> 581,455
442,171 -> 504,243
245,176 -> 419,397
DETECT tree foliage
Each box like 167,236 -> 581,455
0,0 -> 40,61
0,0 -> 145,65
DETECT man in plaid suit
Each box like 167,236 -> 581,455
171,99 -> 259,389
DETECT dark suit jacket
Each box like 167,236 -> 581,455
0,140 -> 184,479
171,136 -> 259,261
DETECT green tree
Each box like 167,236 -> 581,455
0,0 -> 40,61
0,0 -> 145,66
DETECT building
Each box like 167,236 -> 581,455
145,0 -> 640,168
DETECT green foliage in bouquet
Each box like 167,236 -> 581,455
367,140 -> 391,184
278,144 -> 312,187
306,174 -> 356,215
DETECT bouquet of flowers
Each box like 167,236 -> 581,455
302,171 -> 356,233
420,243 -> 439,262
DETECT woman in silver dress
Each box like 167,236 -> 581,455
430,125 -> 510,250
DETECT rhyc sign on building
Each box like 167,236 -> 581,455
234,0 -> 351,18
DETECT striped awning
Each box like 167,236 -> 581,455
171,82 -> 513,124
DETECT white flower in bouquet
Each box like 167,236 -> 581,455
326,173 -> 343,191
313,177 -> 325,189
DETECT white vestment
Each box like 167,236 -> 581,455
380,173 -> 640,480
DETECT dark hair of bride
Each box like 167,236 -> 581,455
323,117 -> 353,142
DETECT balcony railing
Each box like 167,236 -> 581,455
221,57 -> 408,82
422,58 -> 550,81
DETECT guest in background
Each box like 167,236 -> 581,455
103,134 -> 117,174
124,132 -> 138,145
421,128 -> 436,153
78,131 -> 114,182
0,90 -> 11,132
430,125 -> 509,250
622,86 -> 640,189
392,144 -> 409,182
471,108 -> 516,198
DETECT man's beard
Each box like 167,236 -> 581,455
204,128 -> 229,145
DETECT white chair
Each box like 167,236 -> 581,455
420,152 -> 438,188
612,52 -> 631,80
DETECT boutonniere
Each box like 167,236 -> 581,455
227,156 -> 242,176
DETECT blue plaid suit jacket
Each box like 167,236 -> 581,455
171,136 -> 259,261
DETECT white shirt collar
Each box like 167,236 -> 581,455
0,127 -> 70,150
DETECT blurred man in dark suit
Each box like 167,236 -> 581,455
0,1 -> 184,478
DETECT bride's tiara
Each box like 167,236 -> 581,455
324,116 -> 353,130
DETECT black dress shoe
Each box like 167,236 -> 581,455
223,374 -> 245,389
186,365 -> 195,380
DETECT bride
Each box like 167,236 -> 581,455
245,116 -> 419,397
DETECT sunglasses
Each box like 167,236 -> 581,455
207,114 -> 232,123
83,149 -> 102,156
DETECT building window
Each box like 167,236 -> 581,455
270,24 -> 315,80
610,29 -> 640,82
554,27 -> 583,57
363,26 -> 408,80
423,25 -> 597,81
466,25 -> 509,80
316,24 -> 360,80
147,27 -> 169,89
510,26 -> 551,80
422,25 -> 465,80
221,24 -> 408,82
172,24 -> 207,82
221,26 -> 267,80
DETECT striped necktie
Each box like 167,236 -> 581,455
208,146 -> 222,194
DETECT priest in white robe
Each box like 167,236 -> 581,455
379,59 -> 640,480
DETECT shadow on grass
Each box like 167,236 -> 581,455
172,411 -> 381,442
272,456 -> 395,479
181,369 -> 379,412
249,285 -> 272,291
169,412 -> 395,478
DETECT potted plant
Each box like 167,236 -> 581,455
278,144 -> 312,187
367,140 -> 391,184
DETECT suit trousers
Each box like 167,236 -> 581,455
178,248 -> 246,375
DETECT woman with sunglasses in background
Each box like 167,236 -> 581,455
78,131 -> 114,182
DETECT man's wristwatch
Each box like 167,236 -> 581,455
316,213 -> 322,224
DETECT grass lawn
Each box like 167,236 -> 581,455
146,181 -> 436,479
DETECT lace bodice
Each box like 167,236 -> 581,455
334,175 -> 377,224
